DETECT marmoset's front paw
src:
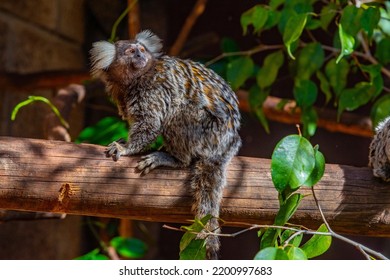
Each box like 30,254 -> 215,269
105,138 -> 128,161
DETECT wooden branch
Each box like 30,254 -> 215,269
0,137 -> 389,236
0,71 -> 90,91
169,0 -> 208,56
236,90 -> 373,138
0,210 -> 65,222
127,0 -> 140,39
44,84 -> 85,141
0,71 -> 374,137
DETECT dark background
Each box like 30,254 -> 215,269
0,0 -> 388,259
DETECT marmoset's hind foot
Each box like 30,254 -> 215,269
137,151 -> 183,175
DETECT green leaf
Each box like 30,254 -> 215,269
271,135 -> 316,191
325,58 -> 350,98
370,95 -> 390,129
293,80 -> 318,109
361,6 -> 381,38
283,13 -> 307,59
76,116 -> 128,145
316,71 -> 332,105
278,8 -> 296,35
378,5 -> 390,37
74,248 -> 109,260
179,239 -> 206,260
269,0 -> 284,9
337,82 -> 375,120
208,59 -> 228,79
360,64 -> 383,100
263,10 -> 281,30
179,215 -> 213,252
227,56 -> 254,90
110,237 -> 147,259
296,43 -> 324,80
301,107 -> 318,137
306,19 -> 321,30
257,51 -> 284,89
375,38 -> 390,65
285,246 -> 308,260
254,247 -> 289,260
276,99 -> 289,110
281,230 -> 303,247
320,3 -> 337,31
249,85 -> 270,133
240,5 -> 269,35
275,193 -> 303,225
221,37 -> 240,53
260,228 -> 278,249
340,5 -> 364,37
303,148 -> 325,186
336,23 -> 355,64
300,224 -> 332,259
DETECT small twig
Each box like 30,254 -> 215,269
165,188 -> 389,260
86,218 -> 120,260
169,0 -> 208,56
106,246 -> 120,260
357,245 -> 372,260
162,224 -> 331,238
205,44 -> 284,66
320,44 -> 390,80
311,187 -> 333,233
358,32 -> 371,57
296,124 -> 302,137
282,230 -> 305,247
213,40 -> 390,84
311,187 -> 388,260
109,0 -> 138,42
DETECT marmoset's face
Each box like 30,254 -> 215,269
115,41 -> 152,70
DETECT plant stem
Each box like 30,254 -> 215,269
206,41 -> 390,83
205,44 -> 284,66
311,187 -> 389,260
109,0 -> 138,42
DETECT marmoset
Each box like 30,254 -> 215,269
90,30 -> 241,259
369,116 -> 390,182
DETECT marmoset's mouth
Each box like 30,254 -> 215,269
132,59 -> 147,69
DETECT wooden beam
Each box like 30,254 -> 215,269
0,71 -> 90,91
236,90 -> 373,138
0,137 -> 389,236
0,71 -> 374,138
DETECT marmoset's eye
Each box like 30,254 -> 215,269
139,47 -> 145,53
125,48 -> 136,54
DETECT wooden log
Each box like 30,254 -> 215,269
0,71 -> 374,137
0,137 -> 389,236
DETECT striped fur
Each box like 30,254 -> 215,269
369,116 -> 390,181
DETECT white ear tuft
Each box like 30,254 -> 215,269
90,41 -> 116,75
135,30 -> 163,57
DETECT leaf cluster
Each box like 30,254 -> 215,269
75,236 -> 147,260
75,219 -> 148,260
215,0 -> 390,136
256,134 -> 329,260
